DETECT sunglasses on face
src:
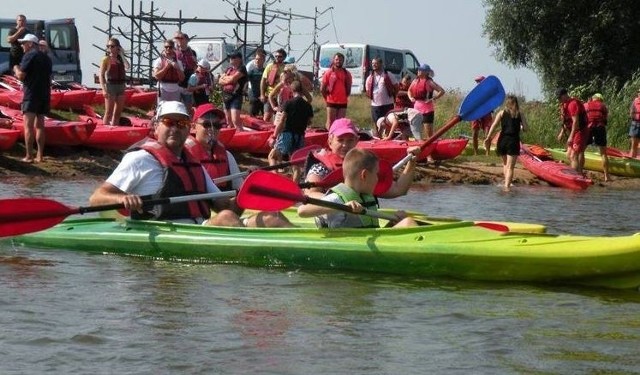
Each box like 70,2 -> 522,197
274,55 -> 284,59
159,117 -> 191,129
107,44 -> 117,48
197,120 -> 223,129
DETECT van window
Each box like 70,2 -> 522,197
319,46 -> 363,69
48,24 -> 72,50
404,53 -> 420,76
383,51 -> 403,74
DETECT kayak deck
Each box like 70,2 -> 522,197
12,217 -> 640,289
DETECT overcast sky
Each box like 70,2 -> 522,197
4,0 -> 543,100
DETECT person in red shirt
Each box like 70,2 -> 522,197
585,93 -> 610,181
320,53 -> 352,130
556,88 -> 588,174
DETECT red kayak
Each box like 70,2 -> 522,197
431,138 -> 469,161
92,89 -> 135,106
357,139 -> 436,164
519,144 -> 592,190
2,106 -> 96,146
52,89 -> 97,110
4,90 -> 64,110
125,91 -> 157,110
240,114 -> 272,131
239,114 -> 329,155
225,129 -> 272,154
0,128 -> 21,151
83,125 -> 152,150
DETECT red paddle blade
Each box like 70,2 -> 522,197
374,159 -> 394,195
237,170 -> 305,211
474,222 -> 510,232
0,198 -> 76,237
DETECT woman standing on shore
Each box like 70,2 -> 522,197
484,95 -> 527,191
99,37 -> 129,126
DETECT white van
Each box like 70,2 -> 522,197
317,43 -> 421,95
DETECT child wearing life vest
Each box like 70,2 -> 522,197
297,148 -> 417,229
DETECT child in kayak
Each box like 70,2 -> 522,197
297,148 -> 417,229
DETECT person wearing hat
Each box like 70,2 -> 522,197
186,103 -> 293,227
89,101 -> 242,226
6,14 -> 30,72
218,51 -> 247,131
153,39 -> 185,103
407,63 -> 445,140
556,88 -> 588,174
470,76 -> 494,155
187,59 -> 215,106
303,118 -> 420,200
629,89 -> 640,158
13,33 -> 52,164
584,93 -> 610,181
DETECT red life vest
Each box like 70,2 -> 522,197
366,71 -> 395,99
106,56 -> 126,83
409,78 -> 433,100
310,149 -> 343,171
176,47 -> 197,72
136,141 -> 211,221
160,58 -> 182,83
222,66 -> 239,93
324,68 -> 352,95
267,63 -> 283,86
632,98 -> 640,122
184,137 -> 231,190
585,100 -> 607,127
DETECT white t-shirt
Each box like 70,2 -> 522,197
106,149 -> 220,195
368,71 -> 397,107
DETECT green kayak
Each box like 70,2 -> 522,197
12,217 -> 640,290
547,147 -> 640,177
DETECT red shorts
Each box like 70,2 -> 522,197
570,129 -> 588,152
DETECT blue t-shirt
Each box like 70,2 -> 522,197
19,50 -> 52,102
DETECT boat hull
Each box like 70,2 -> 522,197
547,147 -> 640,177
12,217 -> 640,289
520,145 -> 592,190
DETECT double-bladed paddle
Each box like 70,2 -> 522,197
237,170 -> 509,231
392,75 -> 506,171
0,191 -> 237,238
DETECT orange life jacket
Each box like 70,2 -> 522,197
585,100 -> 607,127
160,58 -> 182,83
309,149 -> 343,171
409,78 -> 434,101
106,56 -> 126,83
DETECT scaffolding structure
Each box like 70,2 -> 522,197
93,1 -> 331,87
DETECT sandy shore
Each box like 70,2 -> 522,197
0,144 -> 635,189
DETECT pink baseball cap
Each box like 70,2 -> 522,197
329,118 -> 359,137
193,103 -> 224,121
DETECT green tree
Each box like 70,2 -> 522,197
483,0 -> 640,97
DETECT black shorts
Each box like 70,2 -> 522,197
587,126 -> 607,147
496,135 -> 520,156
422,112 -> 435,123
327,103 -> 347,109
22,99 -> 50,115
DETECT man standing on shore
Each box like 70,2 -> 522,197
13,33 -> 52,164
6,14 -> 30,73
556,88 -> 588,174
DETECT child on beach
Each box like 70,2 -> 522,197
297,148 -> 417,229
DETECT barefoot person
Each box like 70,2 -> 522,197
13,34 -> 52,163
484,95 -> 527,191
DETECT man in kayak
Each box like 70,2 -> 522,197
89,101 -> 291,228
556,88 -> 588,174
303,118 -> 420,199
298,148 -> 417,228
585,93 -> 610,181
184,103 -> 293,227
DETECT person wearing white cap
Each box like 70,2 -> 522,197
13,33 -> 52,163
187,59 -> 215,106
89,101 -> 242,226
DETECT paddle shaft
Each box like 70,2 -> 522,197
248,185 -> 400,221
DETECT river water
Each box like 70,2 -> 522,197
1,177 -> 639,374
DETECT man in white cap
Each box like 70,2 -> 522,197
13,33 -> 52,163
89,101 -> 243,226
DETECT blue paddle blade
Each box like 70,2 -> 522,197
459,75 -> 505,121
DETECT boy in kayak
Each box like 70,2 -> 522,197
298,148 -> 416,228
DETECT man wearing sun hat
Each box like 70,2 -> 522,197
585,92 -> 610,181
13,33 -> 52,164
89,101 -> 243,225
